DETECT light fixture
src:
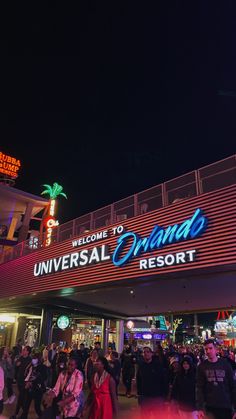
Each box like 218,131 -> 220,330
0,314 -> 16,323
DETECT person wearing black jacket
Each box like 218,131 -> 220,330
69,344 -> 83,373
109,351 -> 121,394
21,352 -> 47,419
136,346 -> 167,417
196,339 -> 236,419
120,345 -> 135,397
172,355 -> 197,419
11,345 -> 32,419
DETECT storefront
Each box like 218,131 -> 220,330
0,313 -> 42,348
214,312 -> 236,347
0,156 -> 235,350
124,317 -> 170,350
53,317 -> 117,349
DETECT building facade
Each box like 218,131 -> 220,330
0,155 -> 235,350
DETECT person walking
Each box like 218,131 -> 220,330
10,345 -> 32,419
0,347 -> 15,405
136,346 -> 167,417
84,356 -> 118,419
48,343 -> 57,386
42,344 -> 51,387
172,355 -> 197,419
94,342 -> 104,357
108,351 -> 121,395
47,357 -> 83,419
120,345 -> 135,397
196,339 -> 236,419
84,349 -> 98,389
21,352 -> 47,419
69,343 -> 83,373
77,343 -> 89,371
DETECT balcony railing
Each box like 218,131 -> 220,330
1,154 -> 235,264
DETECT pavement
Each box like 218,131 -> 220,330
2,383 -> 140,418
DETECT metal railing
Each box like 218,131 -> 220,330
1,154 -> 235,264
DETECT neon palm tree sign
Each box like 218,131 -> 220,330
41,183 -> 67,246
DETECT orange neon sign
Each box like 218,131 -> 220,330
0,152 -> 21,178
44,200 -> 59,246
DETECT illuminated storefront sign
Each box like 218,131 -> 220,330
126,320 -> 135,330
0,152 -> 21,178
57,315 -> 70,330
126,332 -> 168,340
34,208 -> 208,277
142,333 -> 152,340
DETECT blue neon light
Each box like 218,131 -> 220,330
112,208 -> 208,267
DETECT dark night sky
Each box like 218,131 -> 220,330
1,4 -> 236,223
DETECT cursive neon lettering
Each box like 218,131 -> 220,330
112,209 -> 207,266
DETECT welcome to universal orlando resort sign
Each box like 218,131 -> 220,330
33,208 -> 208,277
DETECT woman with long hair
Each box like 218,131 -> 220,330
0,346 -> 15,405
85,356 -> 118,419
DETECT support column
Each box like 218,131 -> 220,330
18,202 -> 34,242
7,217 -> 18,240
101,319 -> 110,353
39,308 -> 53,346
10,314 -> 19,348
116,320 -> 124,354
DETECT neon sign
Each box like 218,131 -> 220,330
44,200 -> 59,246
112,208 -> 207,266
126,320 -> 134,330
0,152 -> 21,178
142,333 -> 152,340
34,208 -> 208,277
41,183 -> 67,247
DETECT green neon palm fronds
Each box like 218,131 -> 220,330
41,182 -> 67,199
59,192 -> 67,199
41,184 -> 53,196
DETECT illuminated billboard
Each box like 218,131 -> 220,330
0,152 -> 21,179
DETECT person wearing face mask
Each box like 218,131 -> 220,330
20,352 -> 47,419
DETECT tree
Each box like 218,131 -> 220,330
172,318 -> 183,343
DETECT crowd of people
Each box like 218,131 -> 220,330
0,338 -> 236,418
